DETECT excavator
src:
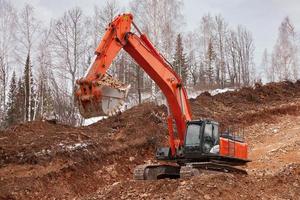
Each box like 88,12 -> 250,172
75,13 -> 250,180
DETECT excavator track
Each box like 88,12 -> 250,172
133,164 -> 149,180
180,162 -> 247,178
133,164 -> 180,180
134,162 -> 247,180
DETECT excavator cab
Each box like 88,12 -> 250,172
183,119 -> 249,164
183,120 -> 220,158
156,120 -> 221,161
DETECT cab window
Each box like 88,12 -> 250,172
185,124 -> 201,146
203,123 -> 214,153
212,124 -> 219,145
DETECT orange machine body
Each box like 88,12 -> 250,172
219,137 -> 248,160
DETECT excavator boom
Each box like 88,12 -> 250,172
75,13 -> 192,156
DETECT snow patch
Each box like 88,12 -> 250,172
187,87 -> 236,99
82,116 -> 107,126
209,88 -> 235,96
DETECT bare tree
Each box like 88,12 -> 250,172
197,14 -> 215,61
261,48 -> 275,82
272,17 -> 298,81
15,4 -> 40,63
224,26 -> 255,87
33,26 -> 54,120
130,0 -> 184,99
15,3 -> 40,121
194,13 -> 255,88
236,26 -> 255,86
92,0 -> 120,48
52,7 -> 90,124
214,15 -> 228,88
225,29 -> 238,86
185,32 -> 199,86
91,0 -> 124,82
0,0 -> 17,122
195,14 -> 217,88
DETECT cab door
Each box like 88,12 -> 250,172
202,123 -> 219,153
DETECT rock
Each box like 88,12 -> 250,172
204,194 -> 211,200
180,181 -> 186,185
293,182 -> 299,187
139,193 -> 149,198
112,182 -> 120,186
129,156 -> 135,161
272,128 -> 279,133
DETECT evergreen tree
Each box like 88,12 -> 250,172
15,78 -> 26,122
172,34 -> 188,85
205,39 -> 216,86
5,71 -> 17,125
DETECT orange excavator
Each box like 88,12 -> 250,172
75,13 -> 250,180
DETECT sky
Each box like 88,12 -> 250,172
11,0 -> 300,75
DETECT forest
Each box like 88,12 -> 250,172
0,0 -> 298,126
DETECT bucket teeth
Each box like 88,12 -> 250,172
76,73 -> 130,118
103,98 -> 125,116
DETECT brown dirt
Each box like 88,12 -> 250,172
1,81 -> 300,199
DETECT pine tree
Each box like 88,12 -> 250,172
15,78 -> 26,122
5,71 -> 17,125
172,34 -> 188,85
205,39 -> 216,86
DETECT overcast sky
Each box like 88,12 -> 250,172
11,0 -> 300,75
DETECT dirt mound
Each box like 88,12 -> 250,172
0,103 -> 169,199
191,81 -> 300,129
1,81 -> 300,199
83,163 -> 300,200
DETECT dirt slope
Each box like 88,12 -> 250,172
0,81 -> 300,199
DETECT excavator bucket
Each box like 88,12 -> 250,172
75,74 -> 130,118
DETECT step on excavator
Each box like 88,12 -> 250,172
75,13 -> 250,180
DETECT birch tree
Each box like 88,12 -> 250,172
16,4 -> 40,121
185,32 -> 199,86
236,26 -> 255,86
52,7 -> 89,124
194,13 -> 255,88
130,0 -> 184,99
214,15 -> 228,88
173,34 -> 188,85
92,0 -> 120,48
261,49 -> 275,82
34,27 -> 54,120
0,0 -> 17,122
272,17 -> 298,81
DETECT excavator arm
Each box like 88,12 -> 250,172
75,13 -> 192,156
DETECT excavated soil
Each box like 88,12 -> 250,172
1,81 -> 300,199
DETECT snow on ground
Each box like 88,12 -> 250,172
82,116 -> 107,126
81,87 -> 236,126
187,87 -> 236,99
209,88 -> 236,96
